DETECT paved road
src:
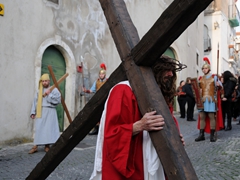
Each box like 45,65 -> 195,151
1,112 -> 240,180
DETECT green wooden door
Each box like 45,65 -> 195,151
163,48 -> 177,111
41,45 -> 66,132
164,48 -> 175,58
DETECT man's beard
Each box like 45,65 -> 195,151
163,76 -> 173,91
43,84 -> 50,88
160,76 -> 175,105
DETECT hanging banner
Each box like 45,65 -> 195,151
0,4 -> 4,16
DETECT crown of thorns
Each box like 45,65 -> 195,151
155,55 -> 187,72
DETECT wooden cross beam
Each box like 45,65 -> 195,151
26,0 -> 213,179
48,65 -> 72,123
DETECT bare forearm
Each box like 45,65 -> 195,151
132,111 -> 164,136
132,121 -> 143,136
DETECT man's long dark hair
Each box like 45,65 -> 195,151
152,55 -> 185,106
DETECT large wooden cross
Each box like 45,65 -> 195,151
27,0 -> 213,179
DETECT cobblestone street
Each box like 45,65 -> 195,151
1,112 -> 240,180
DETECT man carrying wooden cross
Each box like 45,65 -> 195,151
90,55 -> 186,180
29,73 -> 61,154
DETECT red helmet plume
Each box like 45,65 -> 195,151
202,57 -> 211,70
203,57 -> 210,65
100,63 -> 106,70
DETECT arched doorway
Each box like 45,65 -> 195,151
41,45 -> 66,132
164,48 -> 175,59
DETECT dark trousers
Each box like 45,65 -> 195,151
222,100 -> 233,128
186,97 -> 195,120
232,100 -> 240,119
178,97 -> 186,118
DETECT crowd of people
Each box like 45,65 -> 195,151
176,57 -> 240,142
30,57 -> 187,179
28,55 -> 240,180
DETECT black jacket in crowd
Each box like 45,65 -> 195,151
182,83 -> 195,99
223,77 -> 237,101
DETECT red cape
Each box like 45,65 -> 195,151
197,89 -> 224,133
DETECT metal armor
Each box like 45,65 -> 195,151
96,79 -> 107,91
199,75 -> 216,103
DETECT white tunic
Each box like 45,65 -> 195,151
30,88 -> 61,145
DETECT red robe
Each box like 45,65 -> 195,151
101,83 -> 179,179
102,83 -> 143,179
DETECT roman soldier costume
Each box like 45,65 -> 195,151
195,57 -> 223,142
84,63 -> 108,135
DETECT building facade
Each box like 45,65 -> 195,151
204,0 -> 240,76
0,0 -> 214,144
